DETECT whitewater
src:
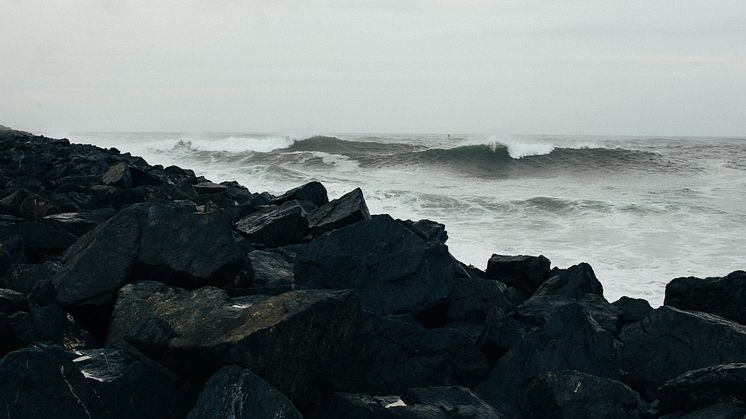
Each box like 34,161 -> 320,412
54,131 -> 746,306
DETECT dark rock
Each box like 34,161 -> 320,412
0,313 -> 23,355
232,248 -> 298,295
0,243 -> 10,276
665,271 -> 746,325
447,276 -> 512,324
192,181 -> 228,195
357,313 -> 490,394
658,363 -> 746,413
476,304 -> 622,415
659,402 -> 746,419
401,386 -> 506,418
106,281 -> 361,408
102,162 -> 132,187
0,346 -> 111,419
308,187 -> 371,236
0,221 -> 77,263
3,261 -> 62,293
485,254 -> 551,294
235,200 -> 309,247
401,219 -> 449,244
521,370 -> 649,419
0,189 -> 58,219
620,306 -> 746,399
612,296 -> 653,326
272,180 -> 328,207
317,392 -> 447,419
0,288 -> 27,313
54,202 -> 241,308
478,308 -> 534,362
534,262 -> 603,299
295,215 -> 456,316
187,365 -> 302,419
9,304 -> 96,350
515,293 -> 621,334
43,208 -> 116,237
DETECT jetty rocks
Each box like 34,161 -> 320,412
1,128 -> 745,418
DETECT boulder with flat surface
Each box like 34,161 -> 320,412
272,181 -> 328,207
485,254 -> 551,294
9,304 -> 96,350
665,271 -> 746,325
658,363 -> 746,413
308,187 -> 371,236
295,215 -> 456,316
533,262 -> 603,299
235,200 -> 310,247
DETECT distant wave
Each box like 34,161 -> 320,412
286,136 -> 423,154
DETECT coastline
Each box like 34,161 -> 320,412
1,127 -> 745,418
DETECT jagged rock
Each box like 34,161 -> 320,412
317,393 -> 447,419
235,200 -> 309,247
54,201 -> 241,308
187,366 -> 302,419
534,262 -> 603,299
659,402 -> 746,419
42,208 -> 116,237
308,187 -> 371,236
0,313 -> 23,355
0,288 -> 27,313
485,254 -> 551,294
106,281 -> 361,408
476,304 -> 622,416
0,221 -> 77,263
401,219 -> 449,244
478,308 -> 534,362
102,162 -> 161,188
192,181 -> 228,195
231,247 -> 298,295
9,304 -> 96,350
612,296 -> 653,326
620,306 -> 746,399
0,189 -> 58,219
0,243 -> 10,276
295,215 -> 456,316
72,348 -> 193,419
515,293 -> 621,334
272,181 -> 328,207
357,313 -> 490,394
521,370 -> 649,419
665,271 -> 746,325
2,261 -> 61,293
447,276 -> 512,324
658,363 -> 746,413
401,386 -> 505,419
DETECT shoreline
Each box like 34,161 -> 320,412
1,127 -> 745,418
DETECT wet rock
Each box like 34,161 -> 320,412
659,402 -> 746,419
401,219 -> 449,244
192,181 -> 228,195
447,276 -> 512,324
658,363 -> 746,413
232,247 -> 298,295
515,293 -> 621,334
0,189 -> 58,220
0,221 -> 77,263
54,202 -> 241,308
308,187 -> 370,236
0,288 -> 27,313
476,304 -> 622,416
401,386 -> 505,419
521,370 -> 649,419
0,313 -> 23,355
102,162 -> 161,188
295,215 -> 456,316
9,304 -> 96,350
317,393 -> 447,419
478,308 -> 534,362
187,365 -> 302,419
272,181 -> 328,207
485,254 -> 551,294
43,208 -> 116,237
107,281 -> 361,408
2,261 -> 62,293
357,313 -> 490,394
235,200 -> 309,247
612,296 -> 653,326
620,306 -> 746,399
534,262 -> 603,299
665,271 -> 746,325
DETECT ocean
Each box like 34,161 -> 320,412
53,131 -> 746,306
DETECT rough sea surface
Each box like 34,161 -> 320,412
55,131 -> 746,305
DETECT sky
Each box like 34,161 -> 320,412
1,0 -> 745,136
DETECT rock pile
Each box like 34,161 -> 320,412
1,128 -> 745,418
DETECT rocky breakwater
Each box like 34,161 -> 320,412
1,126 -> 745,419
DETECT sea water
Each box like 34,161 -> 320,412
54,131 -> 746,306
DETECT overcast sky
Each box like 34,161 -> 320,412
2,0 -> 745,136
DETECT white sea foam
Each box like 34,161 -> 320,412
171,135 -> 297,153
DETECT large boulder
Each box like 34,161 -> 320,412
357,313 -> 490,394
612,296 -> 653,326
659,402 -> 746,419
476,304 -> 622,416
665,271 -> 746,325
0,221 -> 77,263
620,306 -> 746,399
521,370 -> 649,419
9,304 -> 96,350
446,276 -> 512,324
400,219 -> 449,244
187,366 -> 302,419
0,288 -> 27,313
53,202 -> 241,308
42,208 -> 116,237
308,187 -> 371,236
400,386 -> 506,419
295,215 -> 456,316
272,181 -> 328,207
2,261 -> 61,293
485,254 -> 551,294
231,247 -> 299,295
106,281 -> 361,408
235,200 -> 309,247
515,293 -> 622,334
533,262 -> 604,299
102,162 -> 161,188
658,363 -> 746,413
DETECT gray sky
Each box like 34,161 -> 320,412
2,0 -> 745,136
